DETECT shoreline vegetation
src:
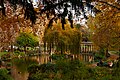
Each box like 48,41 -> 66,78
0,51 -> 119,80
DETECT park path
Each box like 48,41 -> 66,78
108,52 -> 119,61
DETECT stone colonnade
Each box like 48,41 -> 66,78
80,42 -> 95,62
80,42 -> 94,53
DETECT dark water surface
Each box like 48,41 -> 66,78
10,54 -> 50,80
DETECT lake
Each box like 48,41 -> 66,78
10,54 -> 50,80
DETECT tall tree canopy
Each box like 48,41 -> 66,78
87,1 -> 120,56
1,0 -> 120,29
44,20 -> 81,54
0,0 -> 98,29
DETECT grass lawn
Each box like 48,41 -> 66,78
109,51 -> 119,55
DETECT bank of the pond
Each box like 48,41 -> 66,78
0,54 -> 51,80
0,53 -> 119,80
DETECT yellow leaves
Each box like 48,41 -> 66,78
34,8 -> 39,12
0,16 -> 24,49
116,12 -> 120,17
44,19 -> 81,45
49,19 -> 74,32
20,27 -> 32,33
87,7 -> 120,49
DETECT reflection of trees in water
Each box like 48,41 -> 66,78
12,57 -> 38,73
31,55 -> 51,64
11,65 -> 29,80
11,55 -> 51,80
11,57 -> 38,80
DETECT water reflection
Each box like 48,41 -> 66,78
11,54 -> 50,80
10,54 -> 93,80
30,54 -> 50,64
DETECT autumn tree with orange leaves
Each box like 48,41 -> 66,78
87,1 -> 120,56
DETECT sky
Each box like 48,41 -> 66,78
31,0 -> 94,27
32,0 -> 38,4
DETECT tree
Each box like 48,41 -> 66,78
1,0 -> 120,26
16,32 -> 39,53
87,6 -> 120,56
44,20 -> 81,54
0,0 -> 100,29
0,16 -> 20,52
0,1 -> 47,53
1,0 -> 120,53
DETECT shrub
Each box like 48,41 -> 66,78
0,68 -> 13,80
28,60 -> 93,80
50,54 -> 67,60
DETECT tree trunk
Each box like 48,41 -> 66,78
10,45 -> 14,52
38,45 -> 41,54
44,41 -> 46,53
49,43 -> 51,55
105,48 -> 109,58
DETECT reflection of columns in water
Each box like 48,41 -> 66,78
46,43 -> 48,53
73,55 -> 75,59
83,54 -> 85,61
46,43 -> 47,52
45,56 -> 47,63
88,55 -> 93,62
79,42 -> 95,62
84,54 -> 85,61
86,54 -> 89,62
79,54 -> 94,62
87,54 -> 89,61
86,54 -> 88,61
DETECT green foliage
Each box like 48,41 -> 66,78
112,59 -> 120,79
0,52 -> 9,57
55,60 -> 90,80
94,48 -> 107,61
16,32 -> 39,48
44,21 -> 81,54
50,54 -> 67,60
1,53 -> 11,61
0,68 -> 13,80
91,67 -> 112,80
28,58 -> 120,80
94,53 -> 105,61
14,50 -> 25,56
28,60 -> 93,80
